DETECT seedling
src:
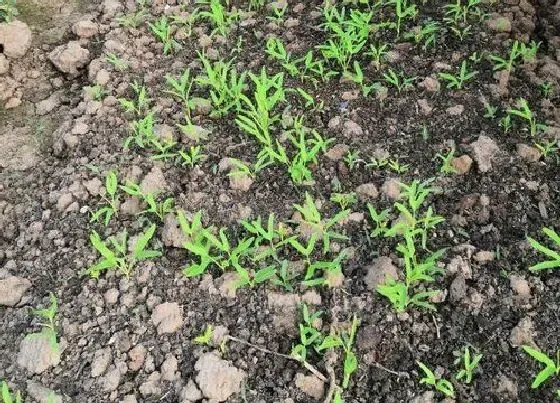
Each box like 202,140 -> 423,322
178,145 -> 205,168
293,192 -> 350,253
417,361 -> 455,398
271,260 -> 298,292
241,213 -> 293,262
483,103 -> 497,118
119,81 -> 150,117
438,60 -> 477,90
386,0 -> 418,37
303,250 -> 347,287
534,140 -> 559,159
343,61 -> 381,97
365,43 -> 389,70
522,345 -> 560,389
344,150 -> 361,170
26,293 -> 59,350
405,21 -> 439,49
527,227 -> 560,272
106,53 -> 128,71
489,40 -> 540,72
149,16 -> 181,54
120,182 -> 174,222
383,69 -> 416,92
165,68 -> 195,114
330,192 -> 357,211
197,0 -> 238,36
267,3 -> 287,23
540,81 -> 553,99
1,381 -> 22,403
443,0 -> 482,24
499,115 -> 512,134
367,204 -> 390,238
266,38 -> 299,78
455,346 -> 482,384
87,84 -> 108,101
434,148 -> 457,174
125,112 -> 156,149
507,98 -> 547,136
291,304 -> 324,363
115,0 -> 147,28
196,53 -> 247,117
170,9 -> 199,37
90,170 -> 119,226
0,0 -> 18,22
194,324 -> 214,345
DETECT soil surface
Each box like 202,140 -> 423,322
1,0 -> 560,402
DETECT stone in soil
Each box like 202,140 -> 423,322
468,135 -> 500,173
49,41 -> 91,75
364,257 -> 399,291
194,352 -> 246,402
294,372 -> 325,400
0,21 -> 32,59
151,302 -> 183,334
0,276 -> 31,306
17,333 -> 61,374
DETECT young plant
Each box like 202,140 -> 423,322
343,61 -> 381,97
417,361 -> 455,398
119,81 -> 150,117
455,346 -> 483,384
1,381 -> 22,403
115,0 -> 147,28
197,0 -> 238,36
178,145 -> 205,168
267,3 -> 287,23
87,224 -> 161,278
386,0 -> 418,37
293,192 -> 350,253
499,114 -> 512,134
405,21 -> 439,49
434,148 -> 457,175
106,53 -> 128,71
26,293 -> 59,351
438,60 -> 477,90
489,40 -> 540,72
507,98 -> 546,136
87,84 -> 108,101
343,150 -> 361,170
534,140 -> 559,159
149,16 -> 181,54
90,171 -> 119,226
194,324 -> 214,346
522,345 -> 560,389
383,69 -> 416,92
330,192 -> 357,211
443,0 -> 482,24
483,102 -> 497,118
0,0 -> 18,22
266,38 -> 299,78
291,304 -> 324,363
367,204 -> 390,238
165,68 -> 195,113
365,43 -> 389,70
527,227 -> 560,272
120,182 -> 174,222
540,81 -> 553,99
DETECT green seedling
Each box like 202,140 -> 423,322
178,145 -> 205,168
417,361 -> 455,398
507,98 -> 547,136
455,346 -> 482,384
527,227 -> 560,272
343,61 -> 381,97
1,381 -> 22,403
291,87 -> 324,111
87,84 -> 108,101
297,50 -> 338,85
367,204 -> 390,238
540,81 -> 553,99
343,150 -> 361,170
196,53 -> 247,117
383,69 -> 416,92
448,23 -> 472,41
443,0 -> 482,24
87,224 -> 161,278
119,81 -> 150,116
522,345 -> 560,389
291,304 -> 324,363
194,324 -> 214,345
483,103 -> 497,118
266,38 -> 299,78
365,43 -> 389,70
317,6 -> 372,72
106,53 -> 128,71
120,182 -> 174,222
125,112 -> 156,150
267,3 -> 287,22
149,16 -> 181,54
197,0 -> 238,36
438,60 -> 477,89
330,192 -> 357,211
421,125 -> 430,140
242,213 -> 293,262
499,115 -> 512,134
90,170 -> 119,226
434,148 -> 457,175
33,293 -> 57,334
303,250 -> 347,287
386,0 -> 418,37
293,193 -> 350,254
235,263 -> 277,289
489,40 -> 540,72
534,140 -> 559,159
0,0 -> 18,22
170,9 -> 199,37
405,21 -> 439,49
116,0 -> 147,28
271,260 -> 298,292
166,68 -> 195,114
248,0 -> 265,10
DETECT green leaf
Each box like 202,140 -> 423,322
343,350 -> 358,388
134,224 -> 157,257
106,171 -> 118,197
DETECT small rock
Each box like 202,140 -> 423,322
510,275 -> 531,298
105,288 -> 119,305
381,178 -> 401,200
72,20 -> 99,38
91,348 -> 112,377
451,155 -> 473,175
324,144 -> 349,161
509,317 -> 534,347
56,193 -> 73,212
26,381 -> 62,403
364,257 -> 399,290
151,302 -> 183,334
449,275 -> 467,302
0,21 -> 33,59
103,0 -> 123,16
194,353 -> 246,402
140,166 -> 167,194
128,344 -> 147,372
294,373 -> 325,400
410,391 -> 435,403
181,379 -> 203,402
0,54 -> 9,75
418,76 -> 440,92
102,367 -> 121,392
342,120 -> 363,137
49,41 -> 90,75
446,104 -> 464,116
486,14 -> 512,33
356,183 -> 379,200
161,355 -> 178,381
162,213 -> 188,248
154,124 -> 176,143
468,135 -> 500,173
0,276 -> 31,306
229,174 -> 253,191
417,99 -> 433,115
139,371 -> 162,397
474,251 -> 494,263
96,69 -> 110,86
17,333 -> 61,374
517,144 -> 541,162
494,375 -> 518,399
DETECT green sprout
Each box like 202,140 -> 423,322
507,98 -> 547,136
438,60 -> 478,90
149,16 -> 181,54
120,182 -> 174,222
0,0 -> 18,22
194,324 -> 214,345
365,43 -> 389,70
90,170 -> 119,226
197,0 -> 238,36
455,346 -> 483,384
417,361 -> 455,398
1,381 -> 22,403
527,227 -> 560,272
383,69 -> 416,92
115,0 -> 147,28
106,53 -> 128,71
434,148 -> 457,175
522,345 -> 560,389
387,0 -> 418,37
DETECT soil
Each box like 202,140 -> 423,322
1,0 -> 560,402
